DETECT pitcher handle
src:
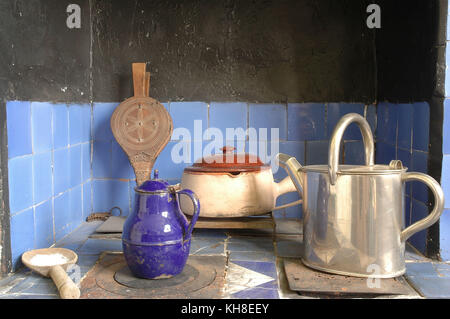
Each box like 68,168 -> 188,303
328,113 -> 375,185
400,172 -> 445,242
177,189 -> 201,239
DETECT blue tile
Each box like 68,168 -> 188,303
376,102 -> 398,145
398,148 -> 412,195
404,195 -> 411,227
443,99 -> 450,155
81,142 -> 91,182
208,102 -> 247,139
54,191 -> 70,241
31,102 -> 53,153
190,238 -> 225,255
170,102 -> 208,141
305,140 -> 328,165
406,276 -> 450,298
257,280 -> 279,290
344,140 -> 365,165
7,101 -> 32,158
229,251 -> 276,262
69,144 -> 82,188
397,148 -> 412,170
447,61 -> 450,98
397,104 -> 413,150
82,181 -> 92,219
366,104 -> 377,134
275,192 -> 302,219
440,209 -> 450,261
273,141 -> 305,180
232,260 -> 277,278
93,103 -> 118,141
92,140 -> 112,179
227,238 -> 274,254
327,103 -> 365,140
9,276 -> 59,295
81,104 -> 91,143
10,208 -> 34,270
32,151 -> 53,204
78,239 -> 123,254
213,139 -> 246,156
442,155 -> 450,209
192,229 -> 228,240
92,180 -> 130,216
279,141 -> 306,166
408,199 -> 429,254
412,102 -> 430,152
8,155 -> 33,214
154,141 -> 191,179
111,140 -> 134,179
411,151 -> 428,203
249,104 -> 287,141
287,103 -> 325,141
232,287 -> 279,299
129,180 -> 137,217
51,104 -> 69,149
439,209 -> 450,261
375,142 -> 396,165
34,200 -> 53,249
276,239 -> 303,258
53,148 -> 70,195
69,104 -> 84,145
69,185 -> 83,226
433,262 -> 450,277
405,262 -> 437,277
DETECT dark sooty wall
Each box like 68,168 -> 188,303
92,0 -> 376,103
376,0 -> 439,102
0,0 -> 378,104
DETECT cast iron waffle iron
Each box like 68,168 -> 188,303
111,63 -> 173,186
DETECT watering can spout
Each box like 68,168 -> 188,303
276,153 -> 304,197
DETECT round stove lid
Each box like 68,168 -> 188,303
184,146 -> 269,173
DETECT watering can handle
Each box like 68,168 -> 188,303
328,113 -> 375,185
400,172 -> 445,242
177,189 -> 200,239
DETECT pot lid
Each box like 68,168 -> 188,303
302,161 -> 408,175
135,170 -> 170,192
184,146 -> 269,173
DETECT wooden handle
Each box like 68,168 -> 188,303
145,72 -> 150,97
49,265 -> 80,299
132,63 -> 147,97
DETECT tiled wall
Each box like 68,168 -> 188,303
91,102 -> 376,220
375,102 -> 431,254
440,6 -> 450,260
6,101 -> 92,269
7,99 -> 432,268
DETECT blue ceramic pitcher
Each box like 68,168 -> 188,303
122,171 -> 200,279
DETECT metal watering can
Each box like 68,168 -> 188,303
277,113 -> 445,278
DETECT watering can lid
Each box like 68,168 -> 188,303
136,170 -> 170,191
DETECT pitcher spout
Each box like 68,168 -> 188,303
276,153 -> 304,197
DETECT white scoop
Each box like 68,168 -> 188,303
22,248 -> 80,299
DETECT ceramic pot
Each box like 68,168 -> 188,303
180,146 -> 299,218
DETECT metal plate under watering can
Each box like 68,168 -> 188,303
111,63 -> 173,185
